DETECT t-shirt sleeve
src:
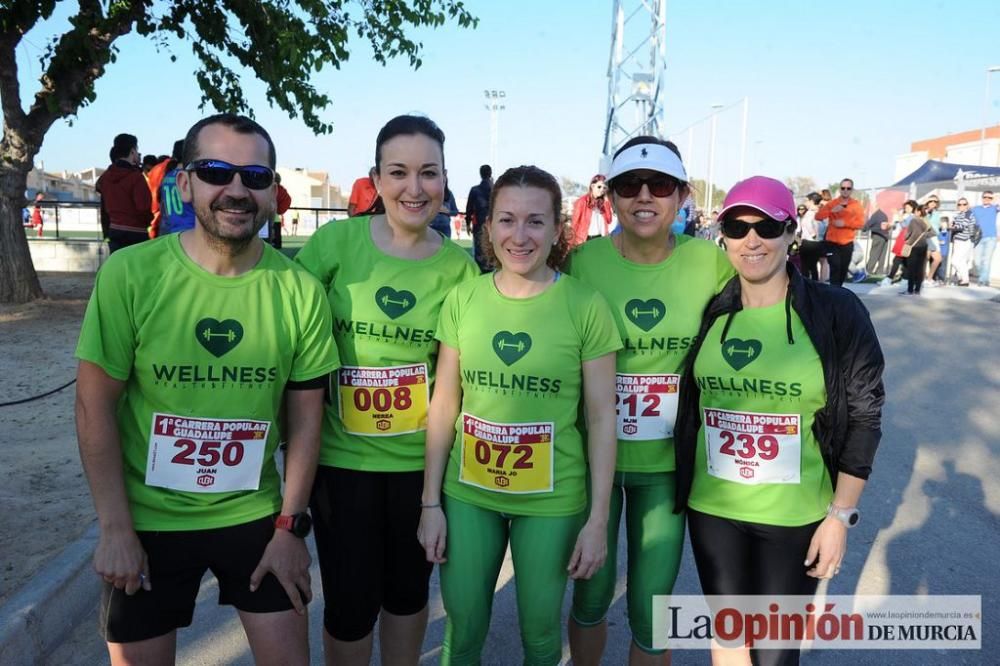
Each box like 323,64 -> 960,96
75,259 -> 135,381
294,228 -> 333,289
435,284 -> 463,349
579,290 -> 623,361
289,276 -> 340,382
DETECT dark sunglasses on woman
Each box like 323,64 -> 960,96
610,173 -> 680,198
185,159 -> 275,190
720,216 -> 792,239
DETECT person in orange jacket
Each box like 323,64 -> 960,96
571,174 -> 613,246
815,177 -> 864,286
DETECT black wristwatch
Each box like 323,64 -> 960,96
275,511 -> 313,538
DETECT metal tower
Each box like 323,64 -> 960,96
601,0 -> 668,171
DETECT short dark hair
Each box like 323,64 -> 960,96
480,164 -> 492,179
171,139 -> 184,162
182,113 -> 276,168
142,154 -> 159,169
841,178 -> 854,188
374,115 -> 446,173
109,133 -> 137,161
806,192 -> 822,206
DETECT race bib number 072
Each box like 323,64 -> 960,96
458,414 -> 554,494
703,408 -> 801,485
145,413 -> 270,493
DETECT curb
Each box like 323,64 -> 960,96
0,523 -> 99,665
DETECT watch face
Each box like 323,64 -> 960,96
847,511 -> 860,526
292,512 -> 313,538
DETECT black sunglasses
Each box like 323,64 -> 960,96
720,217 -> 791,239
186,159 -> 275,190
611,174 -> 680,198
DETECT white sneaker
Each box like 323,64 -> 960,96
880,277 -> 892,287
924,281 -> 937,288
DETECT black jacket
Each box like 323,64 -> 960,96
674,264 -> 885,511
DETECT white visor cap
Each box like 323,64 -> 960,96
607,143 -> 688,183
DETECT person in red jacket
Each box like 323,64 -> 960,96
814,178 -> 864,286
571,174 -> 613,246
96,133 -> 152,253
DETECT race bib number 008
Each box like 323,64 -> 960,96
145,413 -> 270,493
703,408 -> 801,485
616,373 -> 680,440
337,364 -> 429,436
458,414 -> 554,494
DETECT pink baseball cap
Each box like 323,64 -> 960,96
718,176 -> 796,222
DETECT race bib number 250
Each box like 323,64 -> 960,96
145,414 -> 270,493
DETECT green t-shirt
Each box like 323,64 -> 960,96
567,235 -> 734,472
75,234 -> 340,531
436,273 -> 623,516
688,301 -> 831,526
295,216 -> 479,471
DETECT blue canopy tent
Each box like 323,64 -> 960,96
891,159 -> 1000,198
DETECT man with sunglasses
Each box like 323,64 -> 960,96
75,113 -> 340,664
815,178 -> 865,286
971,191 -> 998,286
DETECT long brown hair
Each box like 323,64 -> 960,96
478,165 -> 572,271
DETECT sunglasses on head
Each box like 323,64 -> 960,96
186,159 -> 275,190
611,173 -> 680,198
720,216 -> 791,239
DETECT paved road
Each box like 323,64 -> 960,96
45,291 -> 999,664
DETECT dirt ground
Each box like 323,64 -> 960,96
0,272 -> 96,605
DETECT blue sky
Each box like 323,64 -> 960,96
15,0 -> 1000,198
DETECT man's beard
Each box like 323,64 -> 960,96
194,195 -> 273,255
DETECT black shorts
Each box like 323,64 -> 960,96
100,515 -> 296,643
310,466 -> 432,641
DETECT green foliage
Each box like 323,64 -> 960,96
1,0 -> 478,134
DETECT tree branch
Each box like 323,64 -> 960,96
22,0 -> 147,145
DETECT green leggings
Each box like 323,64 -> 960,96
440,496 -> 585,666
571,471 -> 685,653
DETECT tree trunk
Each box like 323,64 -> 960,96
0,163 -> 43,303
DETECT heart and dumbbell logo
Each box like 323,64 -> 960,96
196,318 -> 244,357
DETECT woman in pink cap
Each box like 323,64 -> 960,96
673,175 -> 885,665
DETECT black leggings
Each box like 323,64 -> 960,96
825,241 -> 854,286
906,244 -> 929,293
798,240 -> 823,281
887,255 -> 907,282
688,510 -> 821,666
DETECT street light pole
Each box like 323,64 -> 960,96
739,96 -> 749,180
484,89 -> 507,170
979,67 -> 1000,166
706,103 -> 724,210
